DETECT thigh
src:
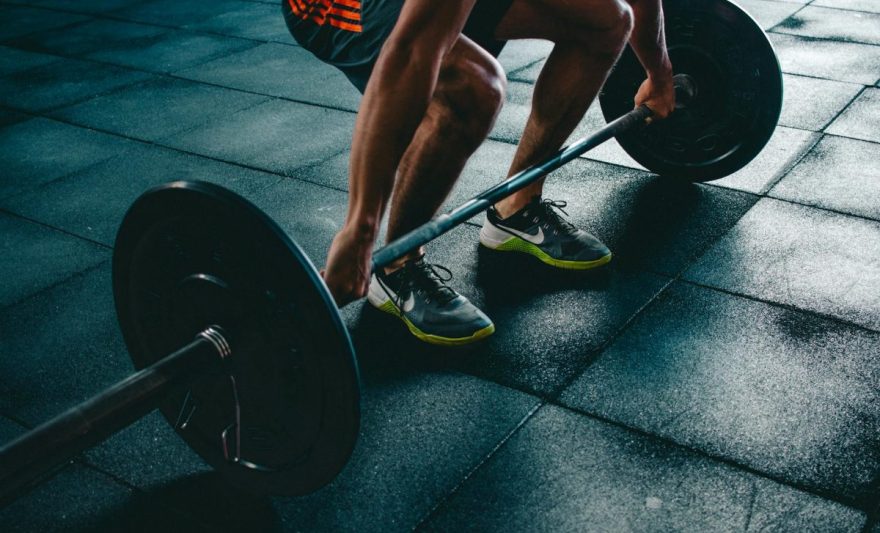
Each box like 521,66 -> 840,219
494,0 -> 627,41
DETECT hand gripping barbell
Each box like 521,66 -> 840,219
0,0 -> 782,505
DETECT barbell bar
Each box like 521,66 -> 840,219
0,0 -> 783,506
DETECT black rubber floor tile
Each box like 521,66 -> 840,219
0,264 -> 126,422
264,372 -> 539,533
0,57 -> 150,112
29,0 -> 142,13
490,80 -> 594,147
10,17 -> 167,58
0,463 -> 139,533
0,45 -> 59,76
85,29 -> 258,74
0,416 -> 210,533
775,6 -> 880,45
0,214 -> 108,308
245,177 -> 350,263
827,87 -> 880,143
778,73 -> 864,131
684,198 -> 880,331
813,0 -> 880,13
539,160 -> 759,276
176,43 -> 362,111
452,254 -> 670,396
0,5 -> 88,41
769,135 -> 880,221
0,108 -> 29,128
52,76 -> 270,142
0,142 -> 282,245
163,99 -> 356,176
711,126 -> 820,194
560,282 -> 880,503
184,0 -> 294,43
496,39 -> 553,74
735,0 -> 803,29
423,406 -> 866,533
84,412 -> 211,493
770,33 -> 880,85
0,117 -> 135,199
111,0 -> 246,28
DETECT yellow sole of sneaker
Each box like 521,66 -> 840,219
376,300 -> 495,346
483,237 -> 612,270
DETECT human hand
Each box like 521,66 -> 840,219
634,74 -> 675,122
321,227 -> 374,307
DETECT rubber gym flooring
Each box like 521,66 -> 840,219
0,0 -> 878,531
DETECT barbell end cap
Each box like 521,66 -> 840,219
197,326 -> 232,360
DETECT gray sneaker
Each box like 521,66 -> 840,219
479,197 -> 612,269
367,258 -> 495,346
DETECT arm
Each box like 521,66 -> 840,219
624,0 -> 675,118
322,0 -> 477,304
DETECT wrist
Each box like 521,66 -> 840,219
343,218 -> 379,244
648,58 -> 673,82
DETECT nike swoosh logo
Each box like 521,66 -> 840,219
378,277 -> 415,313
497,224 -> 545,245
400,293 -> 415,313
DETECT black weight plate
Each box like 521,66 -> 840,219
600,0 -> 783,181
112,181 -> 360,496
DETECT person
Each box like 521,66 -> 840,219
283,0 -> 674,345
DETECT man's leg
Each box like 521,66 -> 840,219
493,0 -> 634,216
365,36 -> 504,346
382,36 -> 506,271
477,0 -> 632,270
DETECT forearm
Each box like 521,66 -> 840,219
345,45 -> 440,238
626,0 -> 672,80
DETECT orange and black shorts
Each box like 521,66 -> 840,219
282,0 -> 515,93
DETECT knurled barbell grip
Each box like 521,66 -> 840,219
0,327 -> 230,508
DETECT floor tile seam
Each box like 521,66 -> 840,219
783,2 -> 880,16
146,91 -> 275,143
411,401 -> 545,531
0,258 -> 109,314
767,0 -> 813,35
0,40 -> 360,116
767,28 -> 880,48
543,399 -> 873,512
763,190 -> 880,224
506,57 -> 547,81
0,4 -> 95,40
783,71 -> 872,87
0,0 -> 303,49
0,204 -> 114,250
547,275 -> 678,399
755,129 -> 825,195
820,85 -> 871,133
72,455 -> 220,531
0,61 -> 152,116
15,111 -> 349,198
678,277 -> 880,335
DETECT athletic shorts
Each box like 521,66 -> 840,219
282,0 -> 515,93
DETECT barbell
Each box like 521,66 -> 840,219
0,0 -> 782,506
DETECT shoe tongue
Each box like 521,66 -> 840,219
407,259 -> 457,304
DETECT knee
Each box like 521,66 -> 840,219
436,57 -> 506,143
569,0 -> 633,48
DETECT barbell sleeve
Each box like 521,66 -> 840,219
0,328 -> 229,508
371,103 -> 654,271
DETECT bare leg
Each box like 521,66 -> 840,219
383,36 -> 506,271
493,0 -> 634,217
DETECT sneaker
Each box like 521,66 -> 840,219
367,258 -> 495,346
479,197 -> 612,270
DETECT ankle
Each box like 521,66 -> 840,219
383,250 -> 425,275
495,194 -> 540,219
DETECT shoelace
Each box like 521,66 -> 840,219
398,260 -> 458,308
535,199 -> 579,236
